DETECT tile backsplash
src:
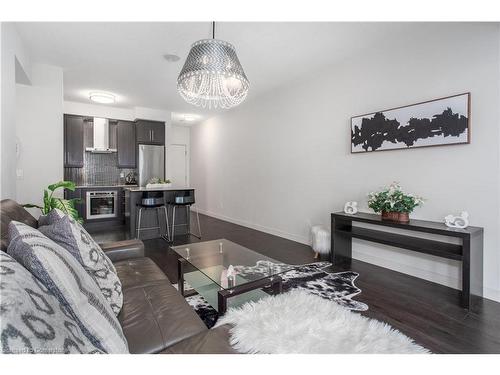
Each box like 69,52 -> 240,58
64,152 -> 135,186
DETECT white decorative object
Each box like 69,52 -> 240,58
311,225 -> 331,259
146,183 -> 172,189
444,211 -> 469,229
344,201 -> 358,215
216,290 -> 429,354
227,265 -> 236,279
221,265 -> 236,289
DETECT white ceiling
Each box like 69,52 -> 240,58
15,22 -> 439,125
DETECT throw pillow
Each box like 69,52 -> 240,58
0,251 -> 103,354
38,209 -> 122,315
7,222 -> 129,353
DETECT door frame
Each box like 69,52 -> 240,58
169,143 -> 188,186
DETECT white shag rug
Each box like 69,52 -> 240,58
216,290 -> 429,354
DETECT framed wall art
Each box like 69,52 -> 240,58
351,93 -> 470,153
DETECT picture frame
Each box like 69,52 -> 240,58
351,93 -> 470,153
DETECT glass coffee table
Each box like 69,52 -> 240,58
171,239 -> 294,314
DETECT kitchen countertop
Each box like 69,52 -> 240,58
124,186 -> 193,192
75,184 -> 138,189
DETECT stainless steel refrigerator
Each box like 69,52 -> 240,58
138,144 -> 165,187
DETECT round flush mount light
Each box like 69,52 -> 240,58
163,54 -> 180,62
183,115 -> 196,122
89,92 -> 115,104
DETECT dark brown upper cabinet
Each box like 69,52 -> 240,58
117,120 -> 136,168
135,119 -> 165,145
64,114 -> 85,167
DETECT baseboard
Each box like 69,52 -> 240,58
192,207 -> 310,245
484,286 -> 500,302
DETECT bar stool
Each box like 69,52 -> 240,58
136,195 -> 170,241
168,190 -> 201,242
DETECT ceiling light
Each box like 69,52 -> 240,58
89,92 -> 115,104
163,54 -> 180,62
177,21 -> 249,110
183,115 -> 196,122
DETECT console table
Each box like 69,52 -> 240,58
331,212 -> 483,309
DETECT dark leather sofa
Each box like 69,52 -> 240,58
0,199 -> 236,354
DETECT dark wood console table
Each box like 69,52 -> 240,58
331,212 -> 483,309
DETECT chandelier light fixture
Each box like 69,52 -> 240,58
177,22 -> 249,109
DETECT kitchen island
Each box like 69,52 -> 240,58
124,187 -> 195,240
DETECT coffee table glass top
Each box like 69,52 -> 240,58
171,239 -> 294,290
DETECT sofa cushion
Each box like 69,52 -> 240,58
100,240 -> 145,262
7,221 -> 129,353
118,281 -> 206,354
114,257 -> 168,290
38,209 -> 123,315
1,199 -> 38,251
0,252 -> 103,354
160,324 -> 238,354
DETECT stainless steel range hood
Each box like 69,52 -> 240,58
85,117 -> 117,153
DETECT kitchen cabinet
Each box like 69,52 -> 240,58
64,115 -> 85,167
116,120 -> 136,168
135,120 -> 165,145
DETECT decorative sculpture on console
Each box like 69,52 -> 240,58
344,201 -> 358,215
444,211 -> 469,229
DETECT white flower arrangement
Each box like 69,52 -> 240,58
367,182 -> 424,214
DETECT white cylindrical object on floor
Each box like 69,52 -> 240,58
311,225 -> 331,255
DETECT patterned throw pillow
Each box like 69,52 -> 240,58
38,209 -> 122,315
7,222 -> 129,353
0,252 -> 103,354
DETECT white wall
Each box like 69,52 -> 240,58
16,64 -> 64,213
191,24 -> 500,302
1,23 -> 31,199
64,101 -> 136,121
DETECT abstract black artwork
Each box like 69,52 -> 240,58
351,93 -> 470,153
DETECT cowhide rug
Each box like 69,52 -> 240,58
174,261 -> 368,328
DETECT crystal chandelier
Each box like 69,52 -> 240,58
177,22 -> 249,109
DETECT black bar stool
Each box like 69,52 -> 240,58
136,193 -> 170,241
168,189 -> 201,242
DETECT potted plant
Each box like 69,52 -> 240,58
146,177 -> 172,189
23,180 -> 83,223
367,182 -> 423,223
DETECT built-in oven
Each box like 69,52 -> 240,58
86,190 -> 118,220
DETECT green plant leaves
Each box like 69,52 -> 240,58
24,180 -> 83,223
43,189 -> 51,215
48,181 -> 76,192
51,197 -> 83,223
368,184 -> 423,214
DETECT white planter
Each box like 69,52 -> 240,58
146,183 -> 172,189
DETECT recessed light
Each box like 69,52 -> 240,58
89,92 -> 115,104
163,54 -> 180,62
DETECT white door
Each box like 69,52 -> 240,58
169,144 -> 188,186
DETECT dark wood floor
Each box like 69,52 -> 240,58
90,213 -> 500,354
